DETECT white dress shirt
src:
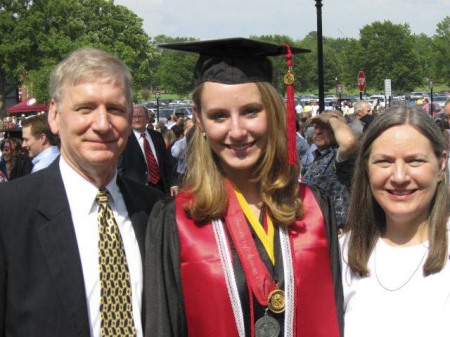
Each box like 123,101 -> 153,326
133,128 -> 159,165
60,157 -> 143,337
31,145 -> 60,173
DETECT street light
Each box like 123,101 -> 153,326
155,89 -> 161,123
315,0 -> 324,113
429,77 -> 433,116
335,77 -> 338,97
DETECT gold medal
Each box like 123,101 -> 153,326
267,289 -> 285,314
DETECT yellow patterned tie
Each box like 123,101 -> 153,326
96,188 -> 136,337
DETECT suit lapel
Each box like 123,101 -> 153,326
35,161 -> 91,337
129,132 -> 146,163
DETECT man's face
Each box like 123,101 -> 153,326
444,103 -> 450,125
358,103 -> 372,118
22,125 -> 44,158
131,107 -> 150,132
313,123 -> 335,150
48,81 -> 131,180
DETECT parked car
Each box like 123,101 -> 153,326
174,106 -> 193,118
409,91 -> 427,100
369,95 -> 387,108
433,95 -> 449,108
159,108 -> 176,118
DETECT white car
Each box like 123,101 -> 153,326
369,95 -> 387,108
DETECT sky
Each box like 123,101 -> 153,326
114,0 -> 449,41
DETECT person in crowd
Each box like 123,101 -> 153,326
340,106 -> 450,337
416,95 -> 425,105
147,109 -> 156,130
295,100 -> 303,114
301,110 -> 356,229
341,101 -> 350,116
301,124 -> 317,169
0,47 -> 164,337
161,127 -> 176,148
156,117 -> 168,133
170,117 -> 185,143
144,38 -> 343,337
295,117 -> 309,167
166,114 -> 175,129
118,105 -> 177,195
303,100 -> 312,116
438,99 -> 450,183
21,113 -> 60,172
421,97 -> 431,115
443,98 -> 450,121
170,117 -> 194,187
348,100 -> 374,138
311,100 -> 320,116
0,137 -> 33,180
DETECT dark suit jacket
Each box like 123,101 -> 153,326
118,130 -> 176,194
0,159 -> 164,337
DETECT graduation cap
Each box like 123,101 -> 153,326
3,127 -> 22,140
159,37 -> 310,86
159,37 -> 310,165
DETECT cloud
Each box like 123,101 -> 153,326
115,0 -> 449,40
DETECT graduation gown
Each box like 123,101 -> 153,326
144,183 -> 343,337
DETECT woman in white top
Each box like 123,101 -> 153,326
341,106 -> 450,337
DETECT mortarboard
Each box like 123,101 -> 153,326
159,37 -> 310,165
159,37 -> 310,86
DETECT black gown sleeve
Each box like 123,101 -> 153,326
306,183 -> 344,337
144,198 -> 187,337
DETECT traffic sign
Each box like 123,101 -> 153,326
357,71 -> 366,92
384,79 -> 392,97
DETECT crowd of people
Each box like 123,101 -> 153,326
0,39 -> 449,337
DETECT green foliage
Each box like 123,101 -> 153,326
1,5 -> 449,114
432,16 -> 450,86
150,36 -> 197,96
0,0 -> 152,110
358,21 -> 422,92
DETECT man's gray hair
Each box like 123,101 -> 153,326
49,48 -> 133,112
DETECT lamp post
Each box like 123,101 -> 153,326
429,77 -> 433,116
155,89 -> 161,123
335,77 -> 338,97
315,0 -> 325,113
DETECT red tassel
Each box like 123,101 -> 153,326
284,44 -> 297,166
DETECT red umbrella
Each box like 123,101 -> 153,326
6,97 -> 47,115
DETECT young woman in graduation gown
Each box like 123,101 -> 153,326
144,38 -> 343,337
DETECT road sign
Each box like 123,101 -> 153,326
357,71 -> 366,92
337,84 -> 343,93
384,79 -> 392,97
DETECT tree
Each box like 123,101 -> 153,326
0,0 -> 152,114
358,21 -> 422,92
150,35 -> 198,96
433,16 -> 450,85
296,32 -> 343,94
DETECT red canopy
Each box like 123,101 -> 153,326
6,97 -> 47,115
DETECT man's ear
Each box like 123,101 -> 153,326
47,99 -> 59,135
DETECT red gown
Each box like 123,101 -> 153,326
144,183 -> 343,337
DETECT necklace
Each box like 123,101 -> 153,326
374,241 -> 428,292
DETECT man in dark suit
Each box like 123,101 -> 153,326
0,48 -> 164,337
118,105 -> 177,195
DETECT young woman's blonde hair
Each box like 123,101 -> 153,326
182,81 -> 303,226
